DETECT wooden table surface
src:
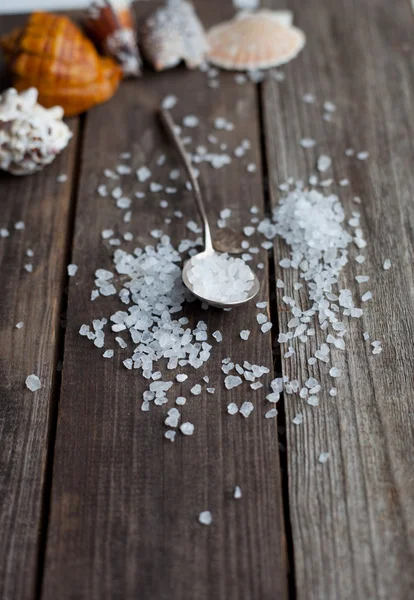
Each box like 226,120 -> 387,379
1,1 -> 413,599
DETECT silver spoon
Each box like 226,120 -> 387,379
158,108 -> 260,309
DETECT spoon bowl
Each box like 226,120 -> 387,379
182,250 -> 260,309
158,108 -> 261,309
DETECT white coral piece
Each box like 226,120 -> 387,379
0,88 -> 72,176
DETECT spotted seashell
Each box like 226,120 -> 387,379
0,88 -> 72,176
140,0 -> 208,71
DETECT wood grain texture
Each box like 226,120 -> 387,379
262,0 -> 414,598
0,16 -> 80,600
41,3 -> 287,599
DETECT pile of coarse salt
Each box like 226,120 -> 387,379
187,252 -> 254,303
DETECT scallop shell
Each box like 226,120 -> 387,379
140,0 -> 208,71
0,88 -> 72,176
206,10 -> 305,71
86,0 -> 141,77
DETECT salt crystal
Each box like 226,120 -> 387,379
276,279 -> 285,289
176,374 -> 188,382
224,375 -> 242,390
165,430 -> 176,442
329,388 -> 337,396
257,313 -> 267,325
323,101 -> 336,112
243,226 -> 255,237
191,384 -> 202,395
356,151 -> 369,160
292,413 -> 303,425
227,402 -> 239,415
383,259 -> 391,270
14,221 -> 25,230
150,182 -> 163,192
261,322 -> 272,333
198,511 -> 212,526
180,422 -> 194,435
300,138 -> 316,148
355,275 -> 369,283
25,374 -> 41,391
247,163 -> 256,173
240,330 -> 250,340
317,154 -> 332,172
136,166 -> 151,182
307,395 -> 319,407
303,93 -> 315,103
24,264 -> 33,273
15,321 -> 24,329
176,397 -> 186,405
329,367 -> 342,378
161,95 -> 177,110
318,452 -> 330,463
361,291 -> 372,302
240,401 -> 254,418
103,349 -> 113,358
265,408 -> 278,419
67,264 -> 78,276
183,115 -> 199,128
212,331 -> 222,342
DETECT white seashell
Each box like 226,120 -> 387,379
0,88 -> 72,176
206,10 -> 305,71
140,0 -> 208,71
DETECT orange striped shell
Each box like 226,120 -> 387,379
0,12 -> 122,116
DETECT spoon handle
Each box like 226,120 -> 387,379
158,109 -> 214,254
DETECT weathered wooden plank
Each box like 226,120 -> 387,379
42,2 -> 288,599
0,15 -> 80,600
262,0 -> 414,598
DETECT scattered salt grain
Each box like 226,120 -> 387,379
383,259 -> 391,270
227,402 -> 238,415
240,330 -> 250,340
191,384 -> 202,396
67,264 -> 78,276
176,397 -> 186,406
180,422 -> 194,436
56,174 -> 67,183
261,322 -> 273,333
183,115 -> 199,128
303,93 -> 315,103
103,349 -> 113,358
224,375 -> 243,389
165,430 -> 176,442
361,291 -> 372,302
330,388 -> 337,397
14,221 -> 25,230
300,138 -> 316,148
323,101 -> 336,112
329,367 -> 342,378
136,166 -> 151,182
198,511 -> 212,526
318,452 -> 330,463
317,154 -> 332,172
292,413 -> 303,425
265,408 -> 278,419
15,321 -> 24,329
356,151 -> 369,160
24,264 -> 33,273
355,275 -> 369,283
161,95 -> 177,110
240,401 -> 254,418
25,374 -> 41,392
